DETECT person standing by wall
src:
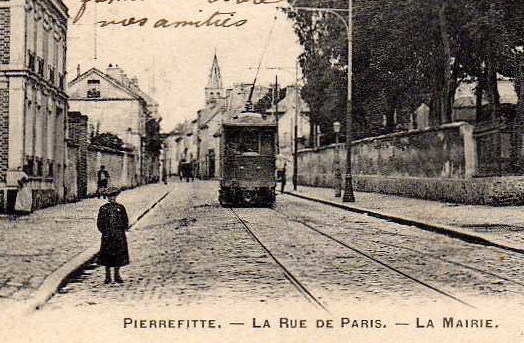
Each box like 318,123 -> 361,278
14,177 -> 32,214
97,165 -> 110,198
97,187 -> 129,284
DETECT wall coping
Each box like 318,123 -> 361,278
298,122 -> 473,154
88,145 -> 135,156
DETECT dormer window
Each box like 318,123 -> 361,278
87,79 -> 101,98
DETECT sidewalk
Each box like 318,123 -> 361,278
288,186 -> 524,252
0,183 -> 173,303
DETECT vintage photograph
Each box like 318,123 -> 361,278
0,0 -> 523,342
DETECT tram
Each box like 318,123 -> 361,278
218,110 -> 277,207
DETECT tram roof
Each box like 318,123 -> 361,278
222,111 -> 277,127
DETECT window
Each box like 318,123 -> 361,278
47,160 -> 54,178
87,79 -> 100,98
28,51 -> 36,71
48,66 -> 55,84
58,73 -> 65,90
37,57 -> 44,76
23,156 -> 34,176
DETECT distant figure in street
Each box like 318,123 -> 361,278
276,155 -> 287,194
181,160 -> 192,182
279,162 -> 287,193
97,165 -> 110,198
162,167 -> 168,185
178,159 -> 186,181
15,177 -> 32,214
97,187 -> 129,284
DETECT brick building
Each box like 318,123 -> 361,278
0,0 -> 68,212
65,111 -> 88,201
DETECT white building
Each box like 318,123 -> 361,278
68,65 -> 161,184
0,0 -> 68,212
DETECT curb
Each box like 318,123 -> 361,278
24,186 -> 175,314
284,191 -> 524,255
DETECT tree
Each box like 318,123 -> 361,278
286,0 -> 524,143
91,132 -> 125,150
254,86 -> 287,113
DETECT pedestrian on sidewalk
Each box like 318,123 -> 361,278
97,187 -> 130,284
14,177 -> 32,214
97,165 -> 110,199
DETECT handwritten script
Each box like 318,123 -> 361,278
72,0 -> 285,29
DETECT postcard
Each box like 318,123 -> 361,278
0,0 -> 522,342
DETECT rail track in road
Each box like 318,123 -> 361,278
229,206 -> 480,311
228,207 -> 329,311
275,209 -> 524,289
283,191 -> 524,256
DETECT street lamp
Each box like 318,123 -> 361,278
287,1 -> 355,202
333,121 -> 342,197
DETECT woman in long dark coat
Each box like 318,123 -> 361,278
97,188 -> 129,284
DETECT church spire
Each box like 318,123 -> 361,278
205,51 -> 224,105
207,52 -> 223,89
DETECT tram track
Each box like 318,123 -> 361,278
272,200 -> 524,289
283,191 -> 524,256
265,208 -> 478,308
228,207 -> 329,312
229,206 -> 477,311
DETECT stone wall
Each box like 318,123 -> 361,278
86,146 -> 137,195
297,122 -> 524,205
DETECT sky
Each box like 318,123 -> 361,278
64,0 -> 304,132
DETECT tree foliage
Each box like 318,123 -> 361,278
254,86 -> 287,113
91,132 -> 125,150
286,0 -> 524,142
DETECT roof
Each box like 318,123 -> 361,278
222,111 -> 276,127
454,80 -> 517,108
68,67 -> 157,106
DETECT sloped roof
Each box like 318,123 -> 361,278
453,80 -> 517,108
68,67 -> 157,106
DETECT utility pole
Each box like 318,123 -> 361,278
288,0 -> 355,202
342,0 -> 355,202
274,75 -> 280,153
293,60 -> 299,191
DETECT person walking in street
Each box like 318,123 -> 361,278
162,166 -> 168,185
97,187 -> 129,284
97,165 -> 110,199
178,159 -> 186,181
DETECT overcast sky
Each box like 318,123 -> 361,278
64,0 -> 304,132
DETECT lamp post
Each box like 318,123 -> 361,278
333,121 -> 342,197
288,1 -> 355,202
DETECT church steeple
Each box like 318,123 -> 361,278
207,53 -> 223,89
205,51 -> 224,105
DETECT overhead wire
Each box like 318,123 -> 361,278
246,13 -> 279,105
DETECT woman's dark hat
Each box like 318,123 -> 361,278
105,187 -> 121,196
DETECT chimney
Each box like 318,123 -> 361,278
106,63 -> 126,83
130,76 -> 139,89
76,64 -> 80,77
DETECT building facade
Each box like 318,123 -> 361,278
68,65 -> 161,185
0,0 -> 68,212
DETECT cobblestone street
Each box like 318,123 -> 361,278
0,183 -> 172,304
38,180 -> 524,312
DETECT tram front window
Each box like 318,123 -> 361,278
237,131 -> 260,155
